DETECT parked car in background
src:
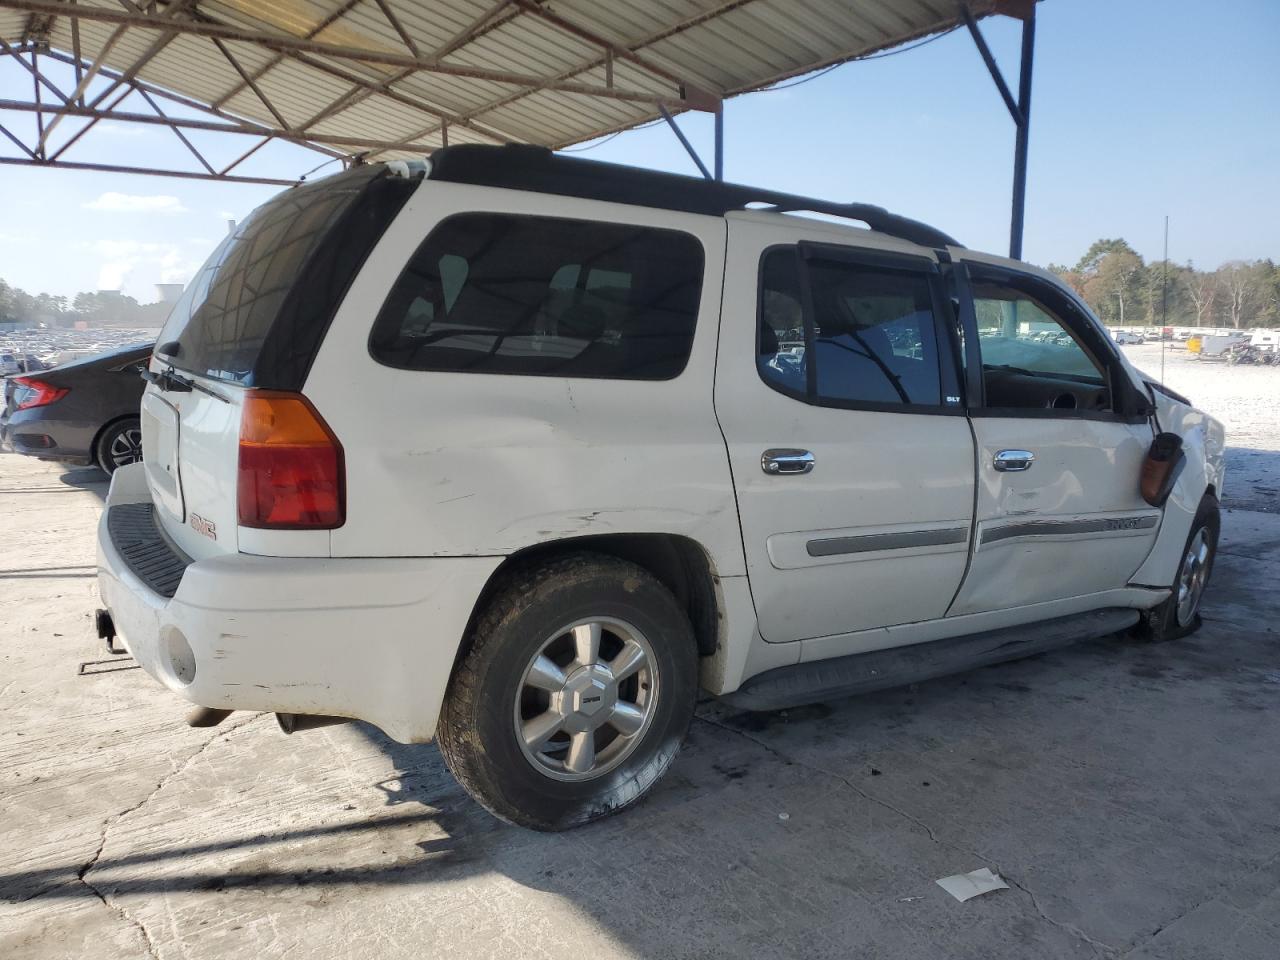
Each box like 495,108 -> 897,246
96,147 -> 1225,831
1111,330 -> 1143,345
0,352 -> 21,376
2,342 -> 152,474
1250,330 -> 1280,353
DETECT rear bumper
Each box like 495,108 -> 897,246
96,463 -> 502,743
1,408 -> 96,463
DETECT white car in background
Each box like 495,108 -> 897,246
1111,330 -> 1144,345
96,146 -> 1227,830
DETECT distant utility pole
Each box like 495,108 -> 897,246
1161,216 -> 1169,384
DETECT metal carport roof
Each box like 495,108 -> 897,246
0,1 -> 1025,158
0,0 -> 1040,254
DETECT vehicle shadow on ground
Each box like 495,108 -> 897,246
58,465 -> 109,502
1224,446 -> 1280,514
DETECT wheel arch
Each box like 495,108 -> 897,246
456,533 -> 723,674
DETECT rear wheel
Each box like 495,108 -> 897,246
95,418 -> 143,475
1135,494 -> 1219,642
438,554 -> 698,830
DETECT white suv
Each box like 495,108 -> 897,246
97,146 -> 1226,830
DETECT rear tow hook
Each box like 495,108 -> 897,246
94,608 -> 124,656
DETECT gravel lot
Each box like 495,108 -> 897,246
1124,341 -> 1280,513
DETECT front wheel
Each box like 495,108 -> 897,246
438,553 -> 698,830
1135,494 -> 1219,642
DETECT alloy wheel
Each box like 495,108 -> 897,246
514,617 -> 659,781
108,427 -> 143,468
1175,528 -> 1212,626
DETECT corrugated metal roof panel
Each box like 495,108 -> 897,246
3,0 -> 1006,172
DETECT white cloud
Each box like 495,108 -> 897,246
88,240 -> 198,296
96,122 -> 146,138
84,192 -> 188,214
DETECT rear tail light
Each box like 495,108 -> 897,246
12,377 -> 68,410
237,391 -> 344,529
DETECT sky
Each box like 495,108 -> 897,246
1,0 -> 1277,304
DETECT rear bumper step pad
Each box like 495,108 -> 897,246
106,502 -> 192,600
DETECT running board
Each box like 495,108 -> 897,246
721,608 -> 1140,712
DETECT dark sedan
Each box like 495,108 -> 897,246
1,342 -> 151,474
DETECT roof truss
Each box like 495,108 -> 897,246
0,0 -> 1015,188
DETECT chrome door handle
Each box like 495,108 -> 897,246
762,449 -> 815,475
994,449 -> 1036,472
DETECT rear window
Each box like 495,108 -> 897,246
156,166 -> 410,387
368,213 -> 705,380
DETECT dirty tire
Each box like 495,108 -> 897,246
1134,493 -> 1219,642
438,553 -> 698,831
95,417 -> 143,475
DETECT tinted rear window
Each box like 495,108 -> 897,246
368,213 -> 704,380
156,166 -> 407,386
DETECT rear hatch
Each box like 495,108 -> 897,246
141,163 -> 417,560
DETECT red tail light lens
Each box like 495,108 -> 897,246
237,392 -> 344,529
13,377 -> 69,410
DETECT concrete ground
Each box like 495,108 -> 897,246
2,453 -> 1279,960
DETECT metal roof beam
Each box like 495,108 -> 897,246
370,0 -> 418,57
218,134 -> 270,176
84,0 -> 197,109
0,37 -> 69,103
208,0 -> 362,110
1,0 -> 698,108
35,22 -> 126,154
33,0 -> 197,155
210,35 -> 291,130
281,49 -> 517,144
0,98 -> 441,152
0,119 -> 36,158
657,104 -> 711,180
430,0 -> 516,61
0,153 -> 298,185
47,83 -> 130,161
68,0 -> 82,103
137,85 -> 215,174
406,0 -> 754,152
510,0 -> 720,110
961,4 -> 1023,126
34,46 -> 348,161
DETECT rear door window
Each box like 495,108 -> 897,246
369,213 -> 705,380
758,247 -> 952,409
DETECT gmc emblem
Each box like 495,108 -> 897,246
190,514 -> 217,541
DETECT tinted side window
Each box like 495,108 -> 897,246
369,214 -> 704,380
758,249 -> 943,407
758,250 -> 806,396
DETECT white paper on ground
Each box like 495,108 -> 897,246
936,867 -> 1009,902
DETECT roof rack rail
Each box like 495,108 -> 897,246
425,145 -> 961,250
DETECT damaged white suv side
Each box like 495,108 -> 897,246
97,146 -> 1225,830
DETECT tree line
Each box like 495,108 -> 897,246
5,241 -> 1279,333
0,278 -> 169,328
1049,240 -> 1279,329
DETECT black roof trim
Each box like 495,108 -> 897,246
425,144 -> 961,250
